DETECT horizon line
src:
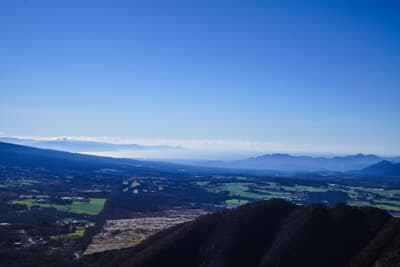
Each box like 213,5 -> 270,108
1,135 -> 399,157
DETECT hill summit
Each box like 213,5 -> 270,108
84,199 -> 400,267
360,160 -> 400,177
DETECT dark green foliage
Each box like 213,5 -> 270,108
80,199 -> 400,267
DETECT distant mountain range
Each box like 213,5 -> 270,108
0,140 -> 143,171
82,199 -> 400,267
0,141 -> 270,177
1,140 -> 399,179
0,137 -> 182,153
0,141 -> 200,177
179,153 -> 400,172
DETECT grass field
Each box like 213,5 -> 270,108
375,199 -> 400,206
36,195 -> 50,198
14,198 -> 106,215
215,182 -> 290,200
195,181 -> 210,186
195,179 -> 400,214
0,179 -> 40,187
50,226 -> 85,240
226,199 -> 249,205
280,185 -> 328,192
217,183 -> 263,199
0,184 -> 15,188
81,189 -> 103,193
18,179 -> 40,186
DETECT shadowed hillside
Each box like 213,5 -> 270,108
83,199 -> 400,267
359,161 -> 400,177
0,141 -> 220,177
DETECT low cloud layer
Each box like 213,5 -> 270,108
4,135 -> 397,157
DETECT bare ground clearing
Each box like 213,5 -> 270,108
84,209 -> 207,254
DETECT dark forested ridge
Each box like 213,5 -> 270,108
82,199 -> 400,267
0,141 -> 142,170
0,141 -> 221,177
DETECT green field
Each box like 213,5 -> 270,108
0,184 -> 15,188
50,226 -> 85,240
375,199 -> 400,206
342,185 -> 400,212
0,179 -> 41,187
194,179 -> 400,214
374,204 -> 400,212
14,198 -> 106,215
217,183 -> 263,199
36,195 -> 50,198
280,185 -> 328,192
195,181 -> 210,186
226,199 -> 249,205
19,179 -> 40,186
215,182 -> 289,200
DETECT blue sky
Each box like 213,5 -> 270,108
1,0 -> 399,155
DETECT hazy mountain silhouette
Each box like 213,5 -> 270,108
0,141 -> 193,176
83,199 -> 400,267
359,160 -> 400,177
0,137 -> 182,152
189,153 -> 400,172
0,141 -> 275,177
0,140 -> 144,170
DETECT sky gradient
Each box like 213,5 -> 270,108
1,0 -> 400,155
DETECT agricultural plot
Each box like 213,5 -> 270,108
342,186 -> 400,213
0,184 -> 14,188
205,181 -> 317,203
226,199 -> 249,205
81,189 -> 103,193
51,226 -> 85,240
193,179 -> 400,214
0,179 -> 40,188
14,197 -> 106,215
